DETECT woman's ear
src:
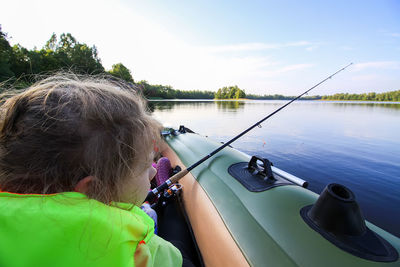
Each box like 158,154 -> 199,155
74,176 -> 94,193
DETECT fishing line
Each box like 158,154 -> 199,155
146,63 -> 353,202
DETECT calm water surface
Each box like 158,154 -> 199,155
150,100 -> 400,238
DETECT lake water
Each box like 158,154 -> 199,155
149,100 -> 400,238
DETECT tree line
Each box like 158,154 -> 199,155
0,26 -> 233,100
321,91 -> 400,101
137,80 -> 214,99
246,94 -> 322,100
0,26 -> 214,99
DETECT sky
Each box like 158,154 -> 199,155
1,0 -> 399,95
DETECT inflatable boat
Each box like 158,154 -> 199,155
158,126 -> 400,267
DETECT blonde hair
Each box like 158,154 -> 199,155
0,74 -> 162,203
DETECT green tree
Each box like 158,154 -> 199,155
10,44 -> 31,77
108,63 -> 134,83
235,88 -> 246,99
228,86 -> 236,99
222,87 -> 229,98
0,25 -> 15,81
59,33 -> 77,51
48,33 -> 104,74
44,33 -> 57,51
215,88 -> 222,99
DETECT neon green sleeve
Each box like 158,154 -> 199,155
134,234 -> 182,267
148,235 -> 182,267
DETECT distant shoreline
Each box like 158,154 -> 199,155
148,97 -> 400,103
316,99 -> 400,103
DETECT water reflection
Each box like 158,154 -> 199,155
329,101 -> 400,110
148,100 -> 247,113
215,100 -> 245,111
322,102 -> 400,117
148,100 -> 213,112
149,100 -> 400,114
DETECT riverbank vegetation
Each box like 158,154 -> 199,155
321,91 -> 400,101
137,80 -> 214,99
1,26 -> 398,102
246,94 -> 322,100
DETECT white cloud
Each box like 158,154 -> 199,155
277,64 -> 314,73
389,33 -> 400,37
351,74 -> 381,82
352,61 -> 400,71
203,41 -> 312,53
339,46 -> 354,51
252,64 -> 314,78
305,46 -> 319,51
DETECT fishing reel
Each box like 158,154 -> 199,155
163,183 -> 183,200
151,183 -> 183,210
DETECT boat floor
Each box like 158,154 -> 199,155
156,193 -> 203,267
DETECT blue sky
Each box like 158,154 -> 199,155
1,0 -> 399,95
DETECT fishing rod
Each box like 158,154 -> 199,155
146,63 -> 353,202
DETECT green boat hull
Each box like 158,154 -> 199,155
164,132 -> 400,266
